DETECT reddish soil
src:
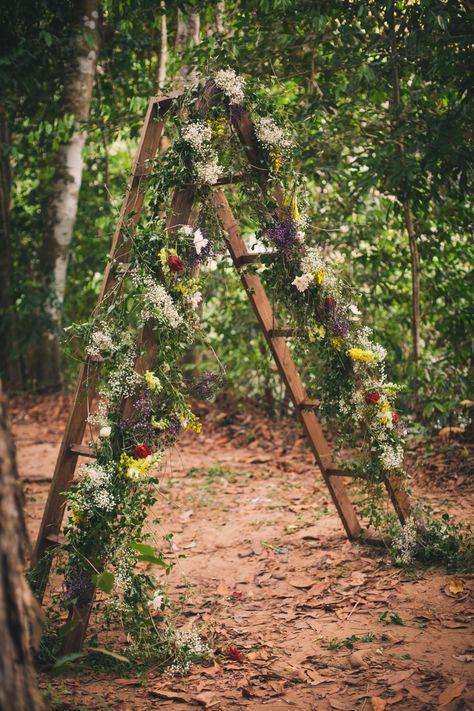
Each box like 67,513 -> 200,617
11,394 -> 474,710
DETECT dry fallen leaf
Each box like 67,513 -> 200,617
386,670 -> 414,686
288,575 -> 316,589
371,697 -> 386,711
452,653 -> 474,663
449,578 -> 464,595
438,679 -> 467,706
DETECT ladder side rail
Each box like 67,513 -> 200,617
32,97 -> 169,580
212,191 -> 362,540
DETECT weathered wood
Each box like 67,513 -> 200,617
298,399 -> 320,410
212,190 -> 362,540
69,443 -> 95,458
268,328 -> 296,338
32,95 -> 169,590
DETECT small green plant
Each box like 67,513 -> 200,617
379,611 -> 405,626
326,632 -> 376,651
390,509 -> 474,572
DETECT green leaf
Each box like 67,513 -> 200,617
92,571 -> 114,594
129,542 -> 167,567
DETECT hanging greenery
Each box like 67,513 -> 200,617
39,69 -> 441,660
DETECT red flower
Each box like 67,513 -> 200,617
392,411 -> 399,425
365,392 -> 380,404
134,443 -> 152,459
168,255 -> 184,273
226,646 -> 244,662
324,297 -> 337,309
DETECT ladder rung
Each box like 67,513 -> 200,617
213,173 -> 246,186
235,252 -> 277,267
326,467 -> 356,477
268,328 -> 296,338
298,398 -> 320,410
152,90 -> 183,108
70,444 -> 95,458
44,533 -> 67,547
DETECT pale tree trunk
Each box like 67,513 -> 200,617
175,8 -> 200,88
0,106 -> 24,390
207,0 -> 226,36
157,0 -> 168,91
0,385 -> 44,711
35,0 -> 100,390
387,9 -> 421,375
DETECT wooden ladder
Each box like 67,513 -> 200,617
32,86 -> 410,652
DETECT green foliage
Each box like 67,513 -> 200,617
2,0 -> 473,418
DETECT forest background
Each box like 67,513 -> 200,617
1,0 -> 473,436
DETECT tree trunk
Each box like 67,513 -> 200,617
35,0 -> 100,390
387,9 -> 421,372
0,385 -> 44,711
157,0 -> 168,91
175,9 -> 200,88
0,106 -> 24,391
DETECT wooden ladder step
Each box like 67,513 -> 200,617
298,398 -> 320,410
235,252 -> 277,267
69,443 -> 95,458
326,467 -> 356,477
268,327 -> 297,338
44,533 -> 67,547
213,173 -> 246,186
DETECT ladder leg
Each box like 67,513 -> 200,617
212,190 -> 362,540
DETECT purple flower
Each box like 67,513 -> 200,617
333,314 -> 350,338
193,371 -> 224,400
63,570 -> 94,606
120,389 -> 155,440
167,421 -> 182,438
265,218 -> 298,251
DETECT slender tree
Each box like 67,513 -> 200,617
0,385 -> 44,711
36,0 -> 100,389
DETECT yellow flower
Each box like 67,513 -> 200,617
269,149 -> 282,172
207,117 -> 226,137
283,193 -> 300,221
70,505 -> 83,525
175,283 -> 189,297
308,324 -> 326,342
332,337 -> 345,350
145,370 -> 162,393
118,452 -> 153,480
314,269 -> 327,284
380,401 -> 391,413
151,417 -> 169,430
346,348 -> 378,363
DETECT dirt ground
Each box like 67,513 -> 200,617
11,395 -> 474,711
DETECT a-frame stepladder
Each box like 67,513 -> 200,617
32,82 -> 411,652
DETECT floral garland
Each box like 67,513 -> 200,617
42,68 -> 411,657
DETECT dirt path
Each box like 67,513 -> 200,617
12,397 -> 474,710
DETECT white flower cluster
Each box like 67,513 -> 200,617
181,121 -> 212,154
86,321 -> 118,361
354,327 -> 387,363
214,68 -> 245,105
195,158 -> 223,185
175,628 -> 211,658
254,115 -> 293,150
380,443 -> 404,470
181,121 -> 224,185
106,350 -> 141,401
391,517 -> 418,566
86,396 -> 109,426
78,463 -> 116,512
132,270 -> 183,328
